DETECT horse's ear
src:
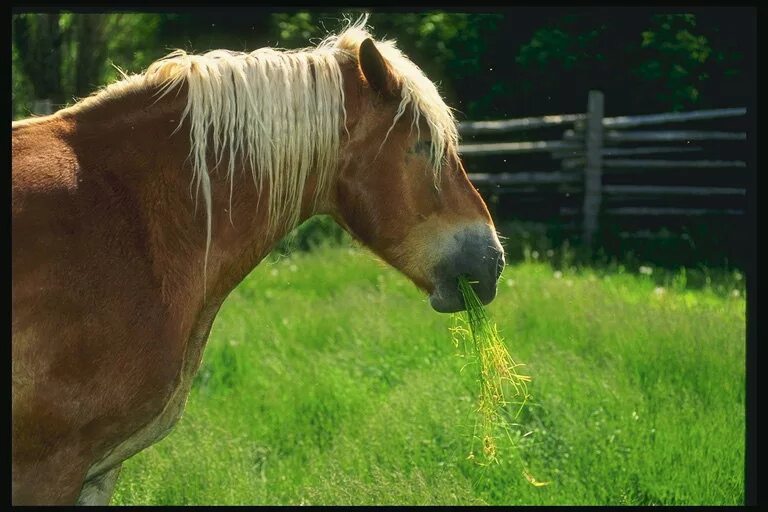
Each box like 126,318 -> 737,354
358,38 -> 399,99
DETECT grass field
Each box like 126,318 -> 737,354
111,244 -> 745,505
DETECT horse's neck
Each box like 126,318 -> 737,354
63,87 -> 313,305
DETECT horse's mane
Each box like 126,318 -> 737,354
71,15 -> 459,283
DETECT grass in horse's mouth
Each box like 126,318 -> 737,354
452,275 -> 532,466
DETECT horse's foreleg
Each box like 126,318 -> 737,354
75,464 -> 123,506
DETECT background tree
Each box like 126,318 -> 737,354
12,13 -> 163,117
13,13 -> 63,114
71,15 -> 108,98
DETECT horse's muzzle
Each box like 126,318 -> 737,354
428,225 -> 505,313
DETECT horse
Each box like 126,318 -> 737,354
11,17 -> 504,505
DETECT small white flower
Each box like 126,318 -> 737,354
639,266 -> 653,276
654,287 -> 665,296
546,249 -> 554,257
553,271 -> 563,279
531,250 -> 540,260
731,289 -> 740,298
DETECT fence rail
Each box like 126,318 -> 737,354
458,92 -> 747,248
458,114 -> 586,135
458,140 -> 579,155
603,159 -> 746,169
561,129 -> 747,143
601,185 -> 746,196
601,107 -> 746,129
468,171 -> 582,186
458,107 -> 747,135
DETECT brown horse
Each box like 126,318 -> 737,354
12,18 -> 504,505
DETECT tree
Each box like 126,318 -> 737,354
12,13 -> 163,119
72,15 -> 108,98
13,14 -> 63,114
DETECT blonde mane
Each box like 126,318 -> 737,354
75,15 -> 459,284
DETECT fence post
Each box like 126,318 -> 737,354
582,90 -> 604,251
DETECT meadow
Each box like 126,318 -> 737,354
112,244 -> 745,505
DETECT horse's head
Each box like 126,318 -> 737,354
331,37 -> 504,313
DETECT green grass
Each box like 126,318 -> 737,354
111,245 -> 745,505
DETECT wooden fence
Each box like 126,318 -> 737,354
458,91 -> 747,251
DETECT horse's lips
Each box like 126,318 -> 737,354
428,282 -> 466,313
428,279 -> 498,313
